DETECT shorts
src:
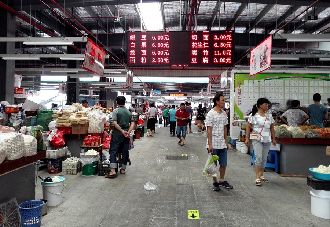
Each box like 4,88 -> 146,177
212,148 -> 227,167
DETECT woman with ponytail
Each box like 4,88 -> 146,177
245,98 -> 276,186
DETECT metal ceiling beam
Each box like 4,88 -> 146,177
207,0 -> 221,31
265,6 -> 300,34
84,7 -> 108,33
0,37 -> 87,42
12,0 -> 330,10
285,7 -> 327,33
34,10 -> 66,35
245,4 -> 273,33
226,3 -> 247,31
305,14 -> 330,33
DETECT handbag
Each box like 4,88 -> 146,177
249,133 -> 262,141
249,116 -> 267,141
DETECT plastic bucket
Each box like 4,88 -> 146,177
240,143 -> 248,154
41,176 -> 65,207
19,200 -> 44,227
310,189 -> 330,219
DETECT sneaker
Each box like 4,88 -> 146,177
213,182 -> 221,191
219,181 -> 233,190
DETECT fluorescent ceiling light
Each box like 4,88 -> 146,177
137,2 -> 164,31
60,57 -> 84,61
2,56 -> 40,60
51,70 -> 79,73
319,58 -> 330,61
23,41 -> 74,45
105,71 -> 122,74
272,56 -> 299,60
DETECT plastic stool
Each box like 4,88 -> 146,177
250,150 -> 280,173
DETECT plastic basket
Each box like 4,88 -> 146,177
19,200 -> 44,227
82,162 -> 97,176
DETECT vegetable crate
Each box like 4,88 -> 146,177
62,161 -> 82,175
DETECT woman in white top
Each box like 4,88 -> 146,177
147,102 -> 157,136
245,98 -> 276,186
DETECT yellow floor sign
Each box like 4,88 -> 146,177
187,210 -> 200,220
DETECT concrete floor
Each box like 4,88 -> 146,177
36,126 -> 330,227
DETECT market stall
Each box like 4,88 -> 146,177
277,138 -> 330,176
275,126 -> 330,176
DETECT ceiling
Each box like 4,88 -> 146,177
3,0 -> 330,94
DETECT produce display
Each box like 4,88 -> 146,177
275,124 -> 330,139
0,133 -> 25,161
87,110 -> 107,133
22,135 -> 37,157
83,135 -> 102,147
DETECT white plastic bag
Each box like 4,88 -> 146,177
0,133 -> 25,160
202,154 -> 219,176
23,135 -> 37,157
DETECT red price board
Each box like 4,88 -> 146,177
127,31 -> 233,68
82,38 -> 106,76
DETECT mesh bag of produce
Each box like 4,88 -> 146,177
305,130 -> 320,138
0,133 -> 25,160
22,135 -> 37,157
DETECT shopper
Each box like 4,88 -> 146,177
107,96 -> 135,178
136,104 -> 143,115
245,98 -> 276,186
308,93 -> 328,128
162,106 -> 169,127
186,102 -> 193,133
169,105 -> 177,136
205,92 -> 233,191
196,104 -> 206,131
175,103 -> 190,145
280,100 -> 309,126
147,102 -> 157,136
81,100 -> 89,108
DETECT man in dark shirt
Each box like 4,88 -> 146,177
107,96 -> 135,178
175,103 -> 190,146
308,93 -> 328,128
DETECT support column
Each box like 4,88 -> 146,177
99,77 -> 107,108
66,39 -> 79,104
0,6 -> 15,103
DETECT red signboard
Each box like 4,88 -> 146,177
250,35 -> 272,76
209,75 -> 220,84
14,87 -> 24,94
127,31 -> 233,68
82,38 -> 106,76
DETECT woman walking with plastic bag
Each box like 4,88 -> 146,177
245,98 -> 276,186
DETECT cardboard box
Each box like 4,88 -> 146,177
71,124 -> 88,134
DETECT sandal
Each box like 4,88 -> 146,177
260,177 -> 269,183
255,179 -> 262,186
105,171 -> 117,178
120,169 -> 126,174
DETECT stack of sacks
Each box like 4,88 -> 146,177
0,133 -> 25,161
88,110 -> 107,133
69,111 -> 89,125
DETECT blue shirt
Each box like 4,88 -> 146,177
169,108 -> 177,122
308,104 -> 327,128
